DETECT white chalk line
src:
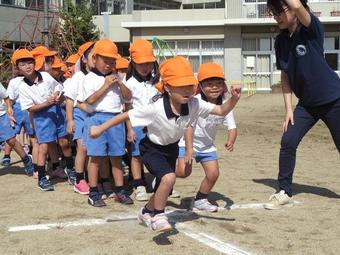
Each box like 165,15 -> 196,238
8,209 -> 254,255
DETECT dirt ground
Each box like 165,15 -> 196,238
0,93 -> 339,255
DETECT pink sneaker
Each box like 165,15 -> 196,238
74,180 -> 90,195
50,167 -> 67,179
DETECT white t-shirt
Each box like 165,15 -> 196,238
7,76 -> 24,101
19,71 -> 63,110
178,94 -> 236,153
123,76 -> 159,108
64,71 -> 85,106
128,93 -> 215,145
83,71 -> 123,113
0,83 -> 8,116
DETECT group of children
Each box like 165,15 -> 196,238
0,38 -> 240,233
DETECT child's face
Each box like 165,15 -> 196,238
93,54 -> 116,75
134,62 -> 154,77
200,78 -> 225,102
44,56 -> 54,73
51,68 -> 62,79
166,85 -> 195,104
17,59 -> 35,77
66,63 -> 75,74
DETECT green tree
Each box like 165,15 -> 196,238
50,0 -> 100,57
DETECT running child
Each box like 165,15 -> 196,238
176,62 -> 237,212
90,56 -> 241,232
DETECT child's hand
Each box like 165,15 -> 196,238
89,125 -> 103,138
104,74 -> 119,88
224,141 -> 234,152
67,120 -> 75,134
9,115 -> 16,127
127,128 -> 136,144
47,95 -> 56,105
55,91 -> 65,104
184,147 -> 194,165
230,85 -> 242,100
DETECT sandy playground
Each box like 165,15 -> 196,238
0,93 -> 339,255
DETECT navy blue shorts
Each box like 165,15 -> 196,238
139,136 -> 179,179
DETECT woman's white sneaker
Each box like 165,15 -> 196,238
264,190 -> 293,210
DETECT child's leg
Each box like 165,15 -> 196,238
35,143 -> 53,191
111,156 -> 133,204
153,172 -> 176,211
87,156 -> 106,207
58,136 -> 76,185
1,142 -> 12,166
192,160 -> 219,212
73,138 -> 89,194
48,142 -> 67,179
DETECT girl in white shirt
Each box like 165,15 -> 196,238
176,62 -> 237,212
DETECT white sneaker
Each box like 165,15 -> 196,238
137,208 -> 152,228
135,186 -> 149,201
192,198 -> 218,212
151,213 -> 172,232
169,189 -> 180,198
264,190 -> 293,210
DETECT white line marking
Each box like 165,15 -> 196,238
8,211 -> 252,254
177,223 -> 252,255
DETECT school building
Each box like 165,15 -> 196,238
92,0 -> 340,92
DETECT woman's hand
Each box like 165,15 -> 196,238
283,109 -> 294,133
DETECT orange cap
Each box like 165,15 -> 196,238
52,56 -> 63,69
129,39 -> 156,64
31,46 -> 57,58
116,57 -> 130,70
93,39 -> 119,59
77,41 -> 95,56
66,54 -> 79,64
197,62 -> 225,82
157,56 -> 197,90
11,49 -> 34,65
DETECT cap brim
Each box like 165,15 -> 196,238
167,76 -> 197,87
133,56 -> 156,64
95,53 -> 120,59
199,74 -> 225,82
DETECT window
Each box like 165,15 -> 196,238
242,38 -> 256,51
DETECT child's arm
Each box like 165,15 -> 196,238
90,111 -> 130,138
281,70 -> 294,133
86,75 -> 117,105
65,98 -> 75,134
4,97 -> 15,126
116,80 -> 132,101
27,96 -> 55,113
210,85 -> 241,116
225,128 -> 237,152
124,103 -> 136,143
285,0 -> 311,27
184,126 -> 194,165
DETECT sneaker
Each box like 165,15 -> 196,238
264,190 -> 293,210
135,186 -> 149,201
1,156 -> 11,166
151,213 -> 172,232
64,167 -> 77,185
88,191 -> 106,207
102,181 -> 115,198
49,167 -> 67,179
33,171 -> 38,179
23,155 -> 34,176
169,189 -> 180,198
137,208 -> 152,228
192,198 -> 218,212
74,180 -> 90,195
97,183 -> 107,200
38,176 -> 54,191
114,191 -> 134,205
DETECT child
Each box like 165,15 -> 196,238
82,39 -> 132,207
265,0 -> 340,209
123,39 -> 160,201
0,79 -> 34,174
176,62 -> 237,212
3,55 -> 39,172
90,56 -> 241,232
16,49 -> 76,191
65,54 -> 79,77
64,41 -> 95,195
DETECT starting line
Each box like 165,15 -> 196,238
7,202 -> 301,254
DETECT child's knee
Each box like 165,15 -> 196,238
161,173 -> 176,186
207,169 -> 219,182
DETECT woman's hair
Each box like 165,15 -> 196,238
80,44 -> 94,74
125,60 -> 160,85
267,0 -> 309,14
